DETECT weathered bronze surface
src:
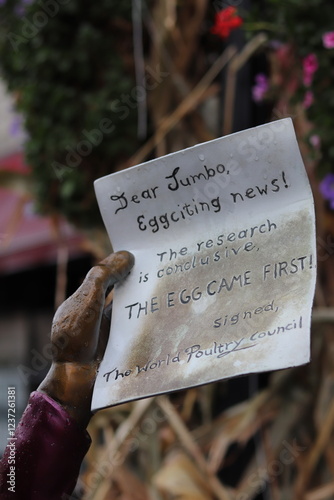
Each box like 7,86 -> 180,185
38,251 -> 134,427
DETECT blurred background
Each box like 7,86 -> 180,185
0,0 -> 333,499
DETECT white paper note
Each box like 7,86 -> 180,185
92,118 -> 316,411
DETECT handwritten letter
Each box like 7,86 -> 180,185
92,118 -> 316,410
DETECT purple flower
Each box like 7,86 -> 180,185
323,31 -> 334,49
9,113 -> 28,142
252,73 -> 269,103
9,114 -> 23,136
14,0 -> 34,16
320,173 -> 334,209
268,40 -> 284,50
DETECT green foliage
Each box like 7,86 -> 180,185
0,0 -> 138,228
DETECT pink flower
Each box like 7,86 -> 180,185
303,90 -> 314,109
303,53 -> 318,73
323,31 -> 334,49
302,53 -> 318,86
310,134 -> 321,148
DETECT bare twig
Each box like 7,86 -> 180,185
128,46 -> 237,166
157,395 -> 233,500
84,398 -> 155,500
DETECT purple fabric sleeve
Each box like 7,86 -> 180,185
0,391 -> 91,500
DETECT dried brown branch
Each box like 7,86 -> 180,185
83,398 -> 155,500
157,396 -> 234,500
128,46 -> 237,166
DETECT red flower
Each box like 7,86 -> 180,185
211,7 -> 243,39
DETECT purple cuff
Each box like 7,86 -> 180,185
0,391 -> 91,500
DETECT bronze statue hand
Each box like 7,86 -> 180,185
38,250 -> 134,428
